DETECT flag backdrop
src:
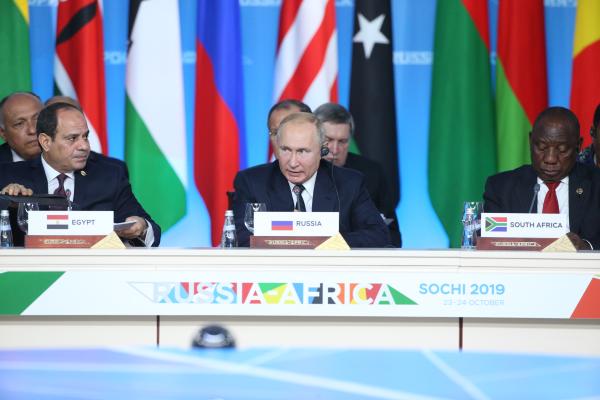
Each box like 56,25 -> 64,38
125,0 -> 187,233
0,0 -> 31,100
194,0 -> 245,246
55,0 -> 108,154
496,0 -> 547,172
570,0 -> 600,146
349,0 -> 399,208
428,0 -> 496,248
271,0 -> 339,159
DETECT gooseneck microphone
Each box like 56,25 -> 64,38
527,183 -> 541,213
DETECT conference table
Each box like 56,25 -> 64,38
1,248 -> 599,356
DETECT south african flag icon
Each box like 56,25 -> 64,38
485,216 -> 507,232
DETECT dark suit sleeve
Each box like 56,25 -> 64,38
112,167 -> 161,247
341,177 -> 391,248
232,171 -> 253,247
483,175 -> 504,213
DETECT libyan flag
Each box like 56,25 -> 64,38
349,0 -> 399,208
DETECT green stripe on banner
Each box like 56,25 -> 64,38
388,285 -> 417,305
0,272 -> 64,315
125,97 -> 186,231
496,61 -> 532,172
0,1 -> 31,100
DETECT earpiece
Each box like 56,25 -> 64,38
320,145 -> 330,157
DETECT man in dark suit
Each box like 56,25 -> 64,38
0,102 -> 160,247
0,92 -> 43,162
233,112 -> 390,248
314,102 -> 401,247
577,102 -> 599,168
484,106 -> 600,250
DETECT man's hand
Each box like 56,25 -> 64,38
566,232 -> 592,251
1,184 -> 33,196
117,216 -> 148,240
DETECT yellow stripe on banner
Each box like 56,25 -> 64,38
13,0 -> 29,25
573,0 -> 600,56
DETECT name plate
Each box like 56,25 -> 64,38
481,213 -> 568,238
28,211 -> 114,236
254,212 -> 339,237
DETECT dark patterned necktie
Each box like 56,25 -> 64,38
293,184 -> 306,212
54,174 -> 68,198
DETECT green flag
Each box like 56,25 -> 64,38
0,0 -> 31,99
428,0 -> 496,247
125,0 -> 187,232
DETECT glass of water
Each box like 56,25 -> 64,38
244,203 -> 266,234
17,202 -> 39,234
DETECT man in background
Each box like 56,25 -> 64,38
484,107 -> 600,250
577,103 -> 600,168
314,102 -> 401,247
0,92 -> 43,162
266,99 -> 311,158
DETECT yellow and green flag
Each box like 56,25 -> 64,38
0,0 -> 31,99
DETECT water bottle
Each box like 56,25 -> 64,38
220,210 -> 237,248
461,202 -> 481,249
0,209 -> 14,248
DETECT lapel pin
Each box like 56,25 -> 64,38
81,171 -> 87,176
576,187 -> 583,195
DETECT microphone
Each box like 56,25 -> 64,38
327,159 -> 341,213
527,183 -> 540,213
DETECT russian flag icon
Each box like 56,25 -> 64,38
272,221 -> 293,231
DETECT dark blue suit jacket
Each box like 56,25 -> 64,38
0,155 -> 160,246
0,143 -> 14,163
483,163 -> 600,249
233,160 -> 391,248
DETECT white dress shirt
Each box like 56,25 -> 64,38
42,155 -> 75,201
11,149 -> 25,162
287,171 -> 317,212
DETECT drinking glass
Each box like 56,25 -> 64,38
17,202 -> 39,234
244,203 -> 267,233
462,201 -> 482,249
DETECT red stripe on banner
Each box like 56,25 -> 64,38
570,40 -> 600,148
278,0 -> 335,101
276,0 -> 303,50
329,75 -> 338,103
194,42 -> 241,247
47,215 -> 69,220
497,0 -> 548,125
56,0 -> 108,154
571,278 -> 600,318
461,0 -> 491,50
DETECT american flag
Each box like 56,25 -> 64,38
270,0 -> 339,159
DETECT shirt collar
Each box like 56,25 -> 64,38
537,176 -> 569,186
41,154 -> 75,182
288,170 -> 318,198
11,149 -> 25,162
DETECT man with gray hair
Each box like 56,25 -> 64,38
233,112 -> 390,248
314,102 -> 401,247
0,92 -> 43,162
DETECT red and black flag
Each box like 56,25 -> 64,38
55,0 -> 108,154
